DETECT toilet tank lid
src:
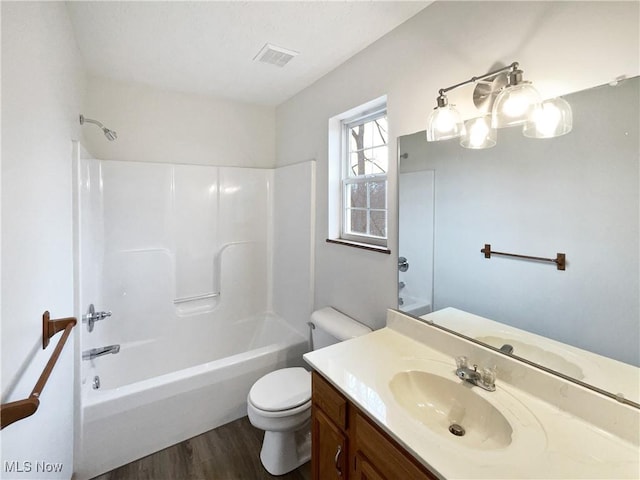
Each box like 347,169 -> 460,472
311,307 -> 372,341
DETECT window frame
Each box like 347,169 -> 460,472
340,107 -> 388,247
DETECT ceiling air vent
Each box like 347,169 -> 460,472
253,43 -> 299,68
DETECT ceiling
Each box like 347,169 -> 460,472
67,1 -> 430,106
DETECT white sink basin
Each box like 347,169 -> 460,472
389,371 -> 513,450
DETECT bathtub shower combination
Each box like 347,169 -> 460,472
74,152 -> 315,479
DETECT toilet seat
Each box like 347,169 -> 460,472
249,367 -> 311,412
248,397 -> 311,420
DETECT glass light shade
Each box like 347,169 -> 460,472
460,116 -> 497,149
523,97 -> 573,138
426,104 -> 464,142
491,82 -> 541,128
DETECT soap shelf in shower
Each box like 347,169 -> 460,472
0,311 -> 77,429
173,292 -> 220,304
481,244 -> 566,271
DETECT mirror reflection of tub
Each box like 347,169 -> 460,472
398,169 -> 435,318
399,295 -> 432,317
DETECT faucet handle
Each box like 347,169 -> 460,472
455,356 -> 468,369
481,366 -> 497,385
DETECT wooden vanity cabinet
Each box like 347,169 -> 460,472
311,371 -> 438,480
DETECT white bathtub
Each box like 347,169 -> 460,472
76,313 -> 308,480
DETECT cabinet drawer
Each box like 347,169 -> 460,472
312,371 -> 348,430
353,411 -> 437,480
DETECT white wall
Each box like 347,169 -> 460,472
275,1 -> 640,330
1,2 -> 86,478
82,76 -> 276,168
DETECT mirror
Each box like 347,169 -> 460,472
398,77 -> 639,405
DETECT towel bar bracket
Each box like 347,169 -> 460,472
43,311 -> 76,349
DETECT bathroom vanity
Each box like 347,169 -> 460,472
312,371 -> 437,479
304,309 -> 639,480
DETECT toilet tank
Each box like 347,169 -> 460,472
310,307 -> 372,350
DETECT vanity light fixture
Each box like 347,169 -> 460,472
426,93 -> 464,141
426,62 -> 571,149
491,66 -> 541,128
523,97 -> 573,138
460,115 -> 497,149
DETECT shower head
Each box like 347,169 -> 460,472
103,128 -> 118,141
79,114 -> 118,141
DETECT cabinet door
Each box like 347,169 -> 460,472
355,453 -> 387,480
352,411 -> 437,480
312,407 -> 348,480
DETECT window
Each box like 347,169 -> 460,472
341,108 -> 388,247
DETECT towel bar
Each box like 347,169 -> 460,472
0,311 -> 76,429
481,244 -> 566,271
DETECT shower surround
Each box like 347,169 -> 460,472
73,150 -> 315,479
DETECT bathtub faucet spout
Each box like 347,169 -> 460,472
82,345 -> 120,360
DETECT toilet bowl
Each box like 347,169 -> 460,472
247,367 -> 312,476
247,307 -> 372,475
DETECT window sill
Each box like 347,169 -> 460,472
325,238 -> 391,254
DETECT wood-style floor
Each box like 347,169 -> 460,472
91,416 -> 311,480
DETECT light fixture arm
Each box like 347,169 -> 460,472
437,62 -> 519,97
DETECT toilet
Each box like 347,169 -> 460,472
247,307 -> 372,476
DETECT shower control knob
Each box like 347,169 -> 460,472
95,310 -> 112,320
82,304 -> 112,332
398,256 -> 409,272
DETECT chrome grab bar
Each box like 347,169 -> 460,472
173,292 -> 220,304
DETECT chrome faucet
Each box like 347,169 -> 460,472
455,356 -> 496,392
82,345 -> 120,360
500,344 -> 514,354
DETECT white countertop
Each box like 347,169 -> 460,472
304,310 -> 640,479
